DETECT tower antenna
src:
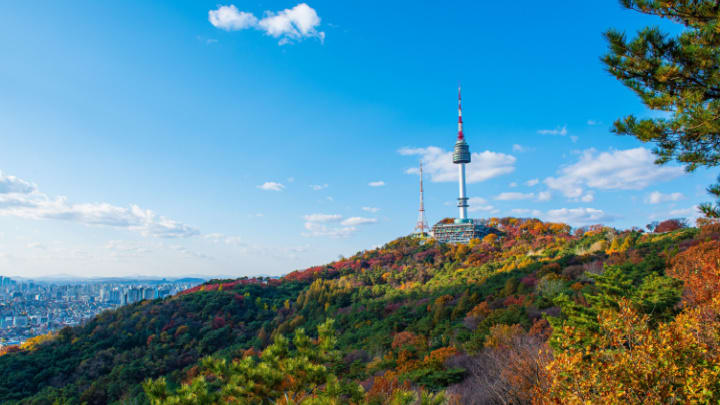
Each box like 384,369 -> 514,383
414,162 -> 429,235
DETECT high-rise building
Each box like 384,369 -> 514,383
431,87 -> 495,243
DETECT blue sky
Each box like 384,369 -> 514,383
0,1 -> 715,278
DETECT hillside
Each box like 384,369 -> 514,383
1,217 -> 719,404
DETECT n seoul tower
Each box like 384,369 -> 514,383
429,87 -> 494,243
453,86 -> 471,221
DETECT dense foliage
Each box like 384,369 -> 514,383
0,217 -> 718,404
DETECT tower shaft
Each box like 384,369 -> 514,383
458,164 -> 468,219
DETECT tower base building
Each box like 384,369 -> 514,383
431,219 -> 494,244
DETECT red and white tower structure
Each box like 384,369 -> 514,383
414,162 -> 429,234
453,86 -> 471,220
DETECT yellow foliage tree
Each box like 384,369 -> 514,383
20,332 -> 54,351
538,299 -> 720,404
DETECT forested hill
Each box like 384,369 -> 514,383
1,217 -> 719,404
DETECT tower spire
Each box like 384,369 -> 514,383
457,85 -> 464,141
414,162 -> 429,235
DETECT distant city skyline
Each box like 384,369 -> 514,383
0,1 -> 714,277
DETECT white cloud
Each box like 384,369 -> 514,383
0,171 -> 36,194
542,207 -> 617,226
362,206 -> 380,213
570,135 -> 579,143
650,205 -> 702,222
257,182 -> 285,191
469,205 -> 496,213
587,120 -> 601,126
341,217 -> 377,226
646,191 -> 684,204
369,181 -> 385,187
512,208 -> 543,217
208,5 -> 258,30
495,192 -> 535,201
400,146 -> 516,183
302,213 -> 376,238
302,222 -> 356,238
170,245 -> 213,261
512,144 -> 530,152
538,126 -> 567,136
209,3 -> 325,45
493,191 -> 551,202
509,182 -> 518,188
669,206 -> 700,217
545,148 -> 684,199
303,213 -> 342,223
105,240 -> 153,258
580,192 -> 595,203
537,191 -> 552,201
204,233 -> 247,247
525,179 -> 539,187
310,184 -> 328,191
0,172 -> 198,238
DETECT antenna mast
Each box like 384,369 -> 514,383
414,162 -> 429,235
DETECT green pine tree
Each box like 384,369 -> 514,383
604,0 -> 720,217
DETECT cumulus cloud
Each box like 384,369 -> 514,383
545,148 -> 684,200
341,217 -> 377,226
303,213 -> 342,223
208,5 -> 258,30
492,191 -> 552,202
495,192 -> 535,201
537,191 -> 552,201
542,207 -> 618,226
0,171 -> 198,238
209,3 -> 325,45
538,126 -> 567,136
362,206 -> 380,213
466,197 -> 496,213
579,192 -> 595,202
368,181 -> 385,187
512,144 -> 531,152
525,179 -> 539,187
400,146 -> 516,183
649,205 -> 702,222
512,208 -> 543,217
310,184 -> 328,191
0,171 -> 36,194
257,182 -> 285,191
302,213 -> 376,238
646,191 -> 684,204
